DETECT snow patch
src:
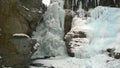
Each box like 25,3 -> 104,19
13,33 -> 30,38
42,0 -> 50,6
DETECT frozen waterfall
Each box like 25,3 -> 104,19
31,1 -> 120,68
32,0 -> 67,59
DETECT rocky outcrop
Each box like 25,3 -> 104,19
0,0 -> 46,36
17,0 -> 47,36
0,34 -> 37,68
0,0 -> 45,68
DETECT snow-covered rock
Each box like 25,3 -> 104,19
13,33 -> 30,38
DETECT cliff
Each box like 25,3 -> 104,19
0,0 -> 46,68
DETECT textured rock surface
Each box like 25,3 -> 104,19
0,0 -> 45,68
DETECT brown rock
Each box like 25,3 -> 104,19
0,0 -> 45,67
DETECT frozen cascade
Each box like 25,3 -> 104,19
65,6 -> 120,68
32,0 -> 67,58
31,2 -> 120,68
69,6 -> 120,59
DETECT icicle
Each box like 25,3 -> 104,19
113,0 -> 116,4
79,1 -> 82,9
86,0 -> 89,7
95,0 -> 96,6
97,0 -> 100,5
76,0 -> 78,6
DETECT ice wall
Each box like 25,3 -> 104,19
32,0 -> 67,58
61,6 -> 120,68
69,6 -> 120,59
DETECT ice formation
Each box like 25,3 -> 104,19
31,6 -> 120,68
32,0 -> 67,58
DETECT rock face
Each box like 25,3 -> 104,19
0,0 -> 45,68
0,0 -> 46,36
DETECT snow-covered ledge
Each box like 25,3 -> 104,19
13,33 -> 30,38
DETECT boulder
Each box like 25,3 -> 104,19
0,34 -> 37,68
